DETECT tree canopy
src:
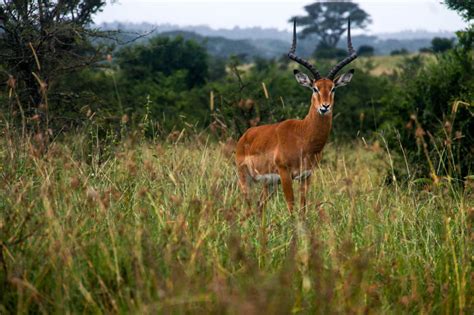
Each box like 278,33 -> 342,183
431,37 -> 454,52
290,2 -> 371,49
444,0 -> 474,21
117,36 -> 209,89
0,0 -> 110,110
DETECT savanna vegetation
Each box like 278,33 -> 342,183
0,0 -> 473,313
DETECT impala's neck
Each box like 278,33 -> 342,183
302,98 -> 333,151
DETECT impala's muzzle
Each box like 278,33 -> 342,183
318,104 -> 331,115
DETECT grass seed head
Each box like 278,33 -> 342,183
86,187 -> 99,202
454,131 -> 463,140
7,75 -> 16,89
70,177 -> 81,190
415,127 -> 426,138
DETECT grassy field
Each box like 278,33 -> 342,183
353,53 -> 436,76
0,132 -> 472,314
237,53 -> 436,78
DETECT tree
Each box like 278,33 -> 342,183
0,1 -> 111,115
357,45 -> 374,56
290,2 -> 371,50
390,48 -> 409,56
444,0 -> 473,51
431,37 -> 454,52
117,36 -> 209,89
444,0 -> 474,21
419,47 -> 433,53
115,36 -> 210,132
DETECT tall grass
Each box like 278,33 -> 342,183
0,129 -> 472,314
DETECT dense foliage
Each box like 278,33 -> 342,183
0,1 -> 472,182
2,27 -> 473,181
0,0 -> 109,112
444,0 -> 474,21
431,37 -> 455,52
357,45 -> 375,56
381,48 -> 473,181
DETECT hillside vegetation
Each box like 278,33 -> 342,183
359,53 -> 436,76
101,22 -> 454,58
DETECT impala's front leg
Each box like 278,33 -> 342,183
299,175 -> 311,210
278,167 -> 294,212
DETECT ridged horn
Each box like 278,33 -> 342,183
288,19 -> 321,80
327,18 -> 357,80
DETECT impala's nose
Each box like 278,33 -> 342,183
320,104 -> 330,114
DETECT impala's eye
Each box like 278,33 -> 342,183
331,87 -> 335,93
313,87 -> 319,93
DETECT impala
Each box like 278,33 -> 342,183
235,19 -> 357,212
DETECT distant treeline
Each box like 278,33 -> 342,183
100,22 -> 456,58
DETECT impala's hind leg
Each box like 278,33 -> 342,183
257,183 -> 276,213
237,165 -> 252,207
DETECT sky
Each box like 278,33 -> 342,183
95,0 -> 467,34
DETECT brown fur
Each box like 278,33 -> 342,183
236,78 -> 336,212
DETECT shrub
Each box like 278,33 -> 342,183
419,47 -> 433,53
431,37 -> 454,53
379,48 -> 473,181
313,43 -> 348,59
117,36 -> 209,89
390,48 -> 409,56
357,45 -> 375,56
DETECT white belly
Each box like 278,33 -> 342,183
255,173 -> 281,184
253,170 -> 312,183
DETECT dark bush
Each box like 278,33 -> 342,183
390,48 -> 409,56
117,36 -> 209,89
431,37 -> 454,53
419,47 -> 433,53
379,47 -> 473,181
357,45 -> 375,56
313,43 -> 348,59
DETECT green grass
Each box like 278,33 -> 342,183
0,132 -> 472,314
356,53 -> 436,76
240,53 -> 436,77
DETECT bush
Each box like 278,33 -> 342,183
117,36 -> 209,89
113,36 -> 211,133
313,43 -> 348,59
431,37 -> 454,53
357,45 -> 375,56
379,48 -> 473,181
390,48 -> 409,56
419,47 -> 433,53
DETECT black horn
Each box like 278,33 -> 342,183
327,18 -> 357,80
288,19 -> 321,80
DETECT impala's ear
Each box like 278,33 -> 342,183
334,69 -> 355,88
293,69 -> 313,88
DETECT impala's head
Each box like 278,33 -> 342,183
288,19 -> 357,116
293,69 -> 354,115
